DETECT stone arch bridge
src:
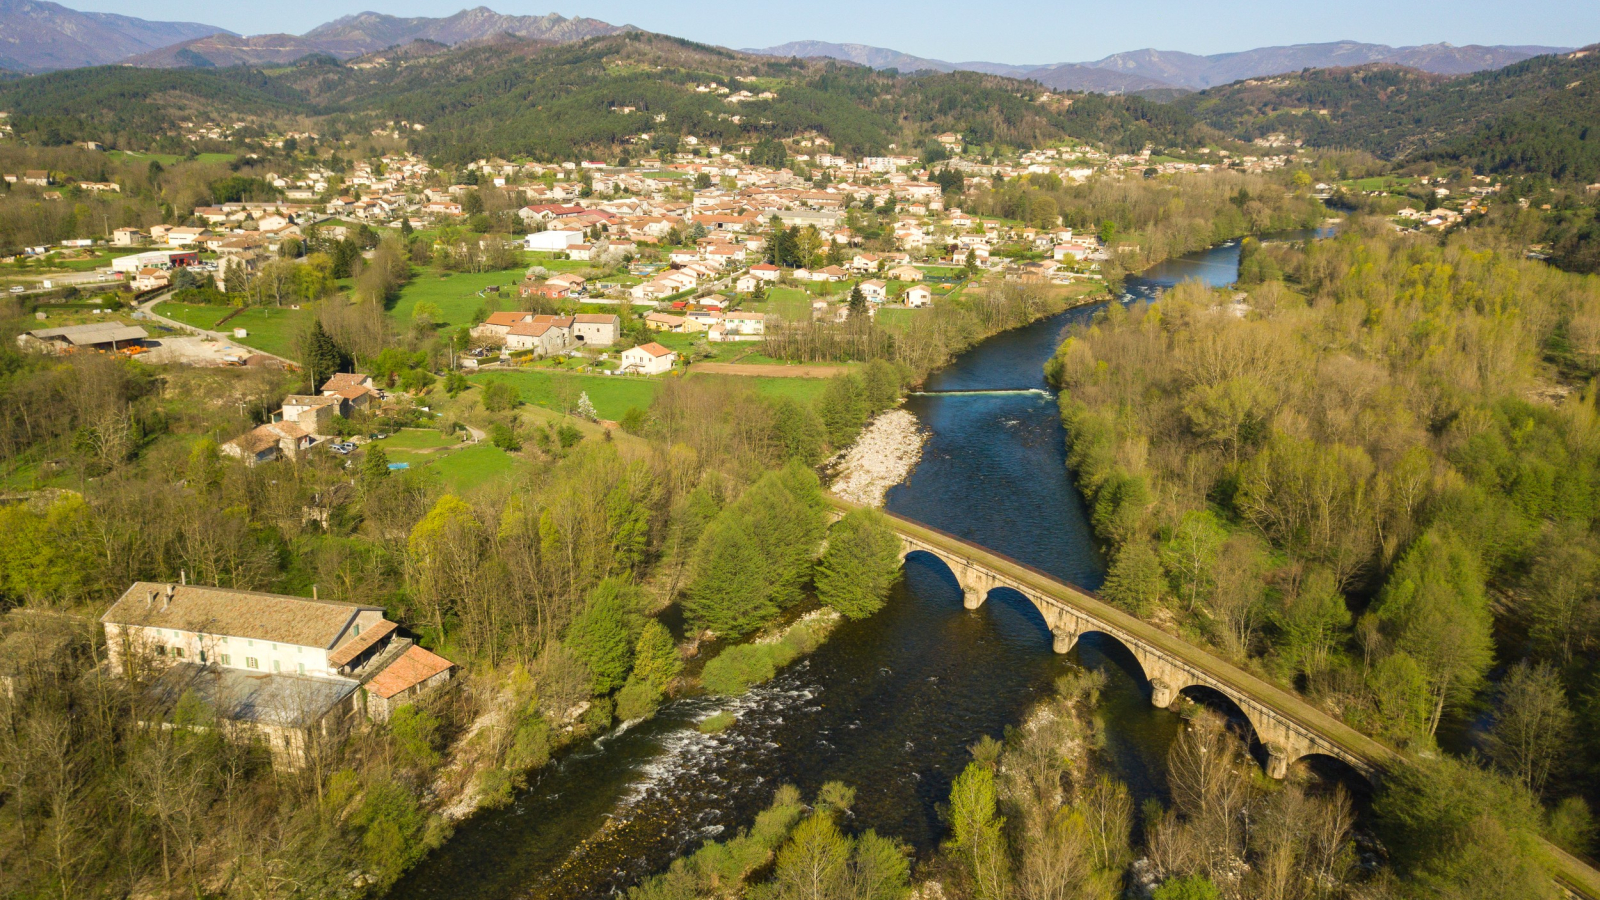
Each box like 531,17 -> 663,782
825,496 -> 1600,895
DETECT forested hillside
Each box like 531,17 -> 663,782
0,32 -> 1206,161
1174,46 -> 1600,181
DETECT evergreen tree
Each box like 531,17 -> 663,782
565,577 -> 645,693
303,320 -> 351,393
849,282 -> 868,319
817,374 -> 869,448
815,508 -> 903,619
1100,540 -> 1162,615
361,444 -> 390,488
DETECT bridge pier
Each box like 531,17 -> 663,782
962,587 -> 984,610
1052,628 -> 1078,654
1265,743 -> 1289,780
1150,679 -> 1177,709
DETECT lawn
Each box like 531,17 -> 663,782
154,301 -> 235,331
428,444 -> 521,492
738,376 -> 833,404
391,267 -> 525,329
370,428 -> 462,451
109,150 -> 236,166
470,370 -> 661,420
754,287 -> 814,323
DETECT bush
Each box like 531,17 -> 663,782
482,380 -> 520,411
615,677 -> 661,721
490,422 -> 521,451
700,617 -> 831,696
698,710 -> 736,733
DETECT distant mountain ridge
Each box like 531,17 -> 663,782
122,7 -> 633,69
747,39 -> 1572,93
0,0 -> 228,72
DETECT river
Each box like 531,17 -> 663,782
388,231 -> 1331,900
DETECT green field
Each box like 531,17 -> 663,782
109,150 -> 237,166
687,373 -> 835,404
754,287 -> 814,323
426,444 -> 521,492
156,302 -> 308,359
391,267 -> 525,329
470,370 -> 661,420
370,428 -> 462,451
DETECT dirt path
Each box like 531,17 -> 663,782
690,362 -> 847,378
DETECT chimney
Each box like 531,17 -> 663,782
163,584 -> 174,610
312,584 -> 318,601
146,590 -> 155,607
180,569 -> 187,586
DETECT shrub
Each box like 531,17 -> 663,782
698,710 -> 736,733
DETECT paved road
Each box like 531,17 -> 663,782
137,292 -> 298,367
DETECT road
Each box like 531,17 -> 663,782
137,292 -> 298,367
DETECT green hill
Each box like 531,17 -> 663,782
1172,46 -> 1600,181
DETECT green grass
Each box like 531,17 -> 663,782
876,308 -> 919,330
698,711 -> 736,734
370,428 -> 461,451
470,370 -> 661,420
391,267 -> 525,329
154,301 -> 235,331
428,443 -> 521,492
109,150 -> 237,166
155,301 -> 313,358
755,287 -> 813,323
687,373 -> 834,404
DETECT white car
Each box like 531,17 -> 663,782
8,285 -> 23,293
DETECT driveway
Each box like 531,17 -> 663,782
137,292 -> 297,367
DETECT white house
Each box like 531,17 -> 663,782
621,342 -> 677,375
571,313 -> 620,347
524,230 -> 585,252
905,285 -> 933,308
859,280 -> 888,303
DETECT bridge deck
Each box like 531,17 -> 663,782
827,495 -> 1600,897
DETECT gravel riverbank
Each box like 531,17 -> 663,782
828,408 -> 927,507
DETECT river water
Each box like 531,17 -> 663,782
389,234 -> 1324,900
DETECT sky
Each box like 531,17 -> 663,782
74,0 -> 1600,64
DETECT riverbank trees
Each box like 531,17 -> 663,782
1046,216 -> 1600,866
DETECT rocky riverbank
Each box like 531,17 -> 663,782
828,408 -> 927,506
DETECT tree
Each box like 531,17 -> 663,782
1274,565 -> 1351,679
815,508 -> 902,619
848,282 -> 868,319
1100,540 -> 1161,615
817,374 -> 868,448
361,445 -> 391,489
1153,876 -> 1220,900
576,392 -> 599,422
946,760 -> 1009,900
1368,529 -> 1494,734
301,320 -> 351,393
565,577 -> 645,693
1487,662 -> 1573,796
407,495 -> 483,644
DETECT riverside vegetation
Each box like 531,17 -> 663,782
1044,215 -> 1600,893
0,322 -> 908,899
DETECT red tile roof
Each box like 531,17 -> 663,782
368,645 -> 454,699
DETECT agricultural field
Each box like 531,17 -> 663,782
390,267 -> 525,329
469,369 -> 661,420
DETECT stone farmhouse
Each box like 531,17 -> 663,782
102,581 -> 454,767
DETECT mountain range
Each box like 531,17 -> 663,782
0,0 -> 228,72
121,7 -> 632,68
748,39 -> 1572,93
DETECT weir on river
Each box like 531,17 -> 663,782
386,233 -> 1335,900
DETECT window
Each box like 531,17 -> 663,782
220,654 -> 232,666
272,660 -> 281,673
354,623 -> 362,637
199,650 -> 207,664
246,657 -> 259,669
172,647 -> 184,659
297,663 -> 306,675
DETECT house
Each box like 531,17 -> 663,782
506,315 -> 573,355
278,395 -> 340,437
22,170 -> 49,187
131,268 -> 170,292
886,264 -> 923,282
165,227 -> 209,247
572,313 -> 619,347
749,263 -> 781,282
471,310 -> 534,341
112,227 -> 143,247
361,645 -> 456,723
101,581 -> 453,766
722,312 -> 766,337
736,274 -> 760,293
859,280 -> 888,303
645,312 -> 686,332
221,421 -> 317,465
548,273 -> 587,293
905,285 -> 933,308
620,342 -> 677,375
322,372 -> 375,394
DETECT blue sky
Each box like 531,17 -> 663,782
78,0 -> 1600,64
